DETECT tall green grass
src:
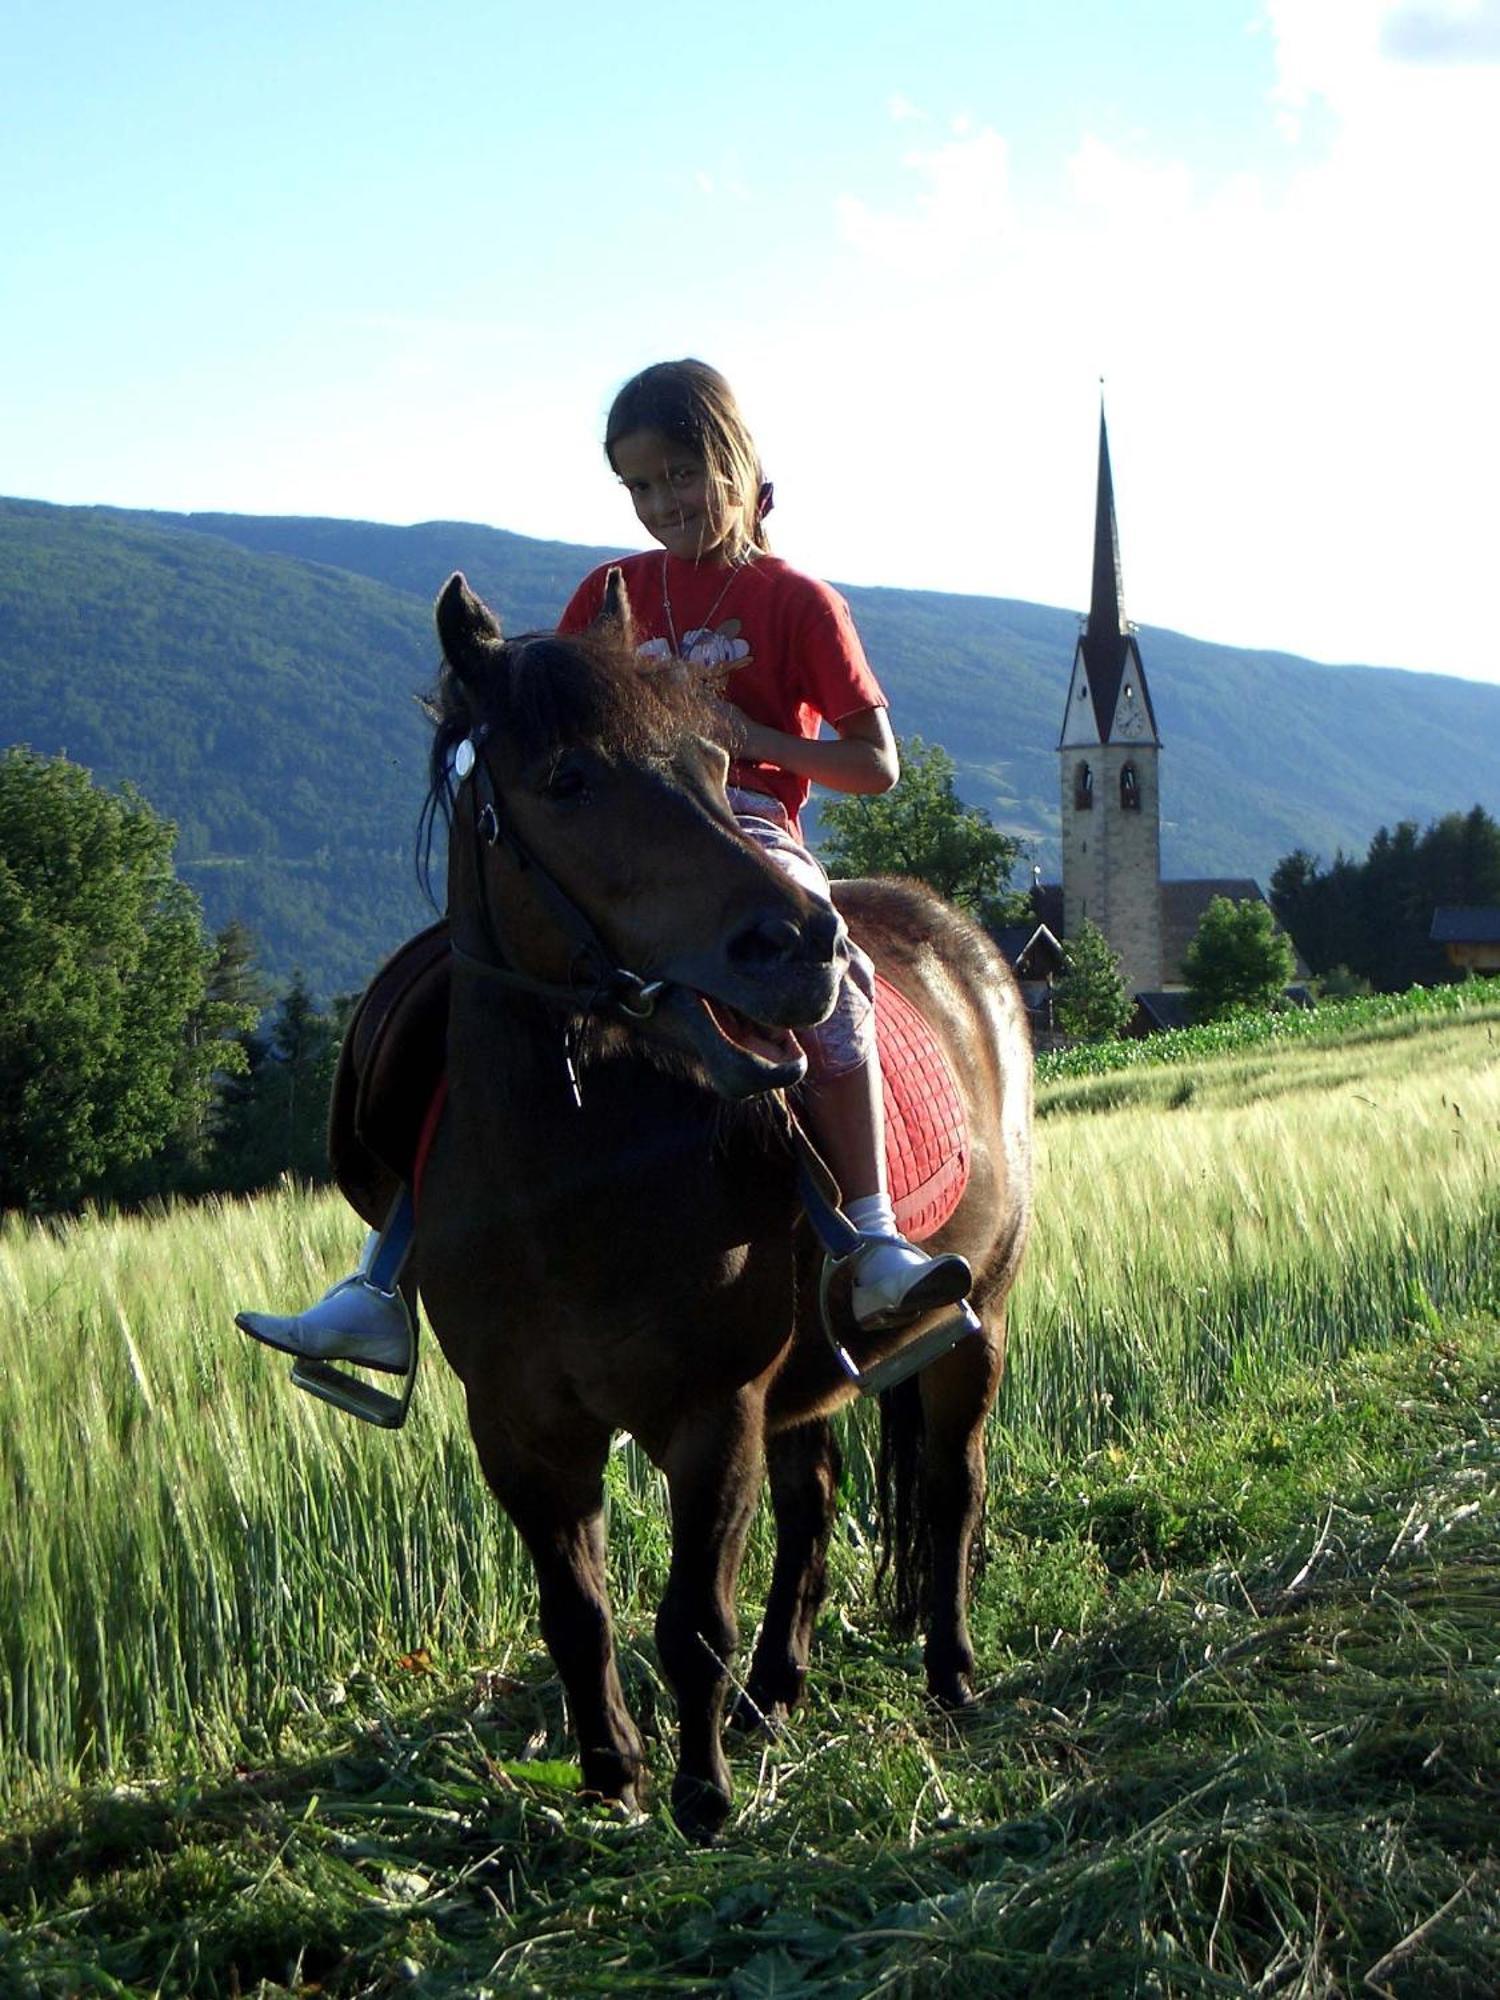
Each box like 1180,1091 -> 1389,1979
1,1192 -> 528,1797
3,1004 -> 1498,1802
1035,972 -> 1500,1085
1010,1014 -> 1500,1459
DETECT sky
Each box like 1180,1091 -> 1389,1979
3,0 -> 1499,686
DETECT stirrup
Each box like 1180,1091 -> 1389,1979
290,1295 -> 420,1429
817,1252 -> 981,1395
287,1196 -> 419,1428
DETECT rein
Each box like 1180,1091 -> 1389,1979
449,727 -> 667,1028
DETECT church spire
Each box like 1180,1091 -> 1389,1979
1089,398 -> 1128,640
1057,388 -> 1164,996
1074,394 -> 1159,747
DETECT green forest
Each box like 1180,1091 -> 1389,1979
1272,805 -> 1500,989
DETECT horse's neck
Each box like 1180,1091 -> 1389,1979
447,979 -> 576,1118
443,981 -> 789,1218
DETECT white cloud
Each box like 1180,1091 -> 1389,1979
835,123 -> 1011,266
792,10 -> 1500,681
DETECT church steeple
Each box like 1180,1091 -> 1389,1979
1089,401 -> 1128,643
1073,398 -> 1159,748
1058,394 -> 1163,995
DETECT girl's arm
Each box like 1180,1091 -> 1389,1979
718,701 -> 899,797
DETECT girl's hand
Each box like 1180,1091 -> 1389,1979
711,703 -> 899,796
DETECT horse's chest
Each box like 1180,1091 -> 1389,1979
420,1085 -> 794,1322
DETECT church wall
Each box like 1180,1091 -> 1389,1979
1060,743 -> 1163,993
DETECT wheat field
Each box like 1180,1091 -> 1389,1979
4,1003 -> 1498,1803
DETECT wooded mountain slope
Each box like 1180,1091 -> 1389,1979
3,494 -> 1497,996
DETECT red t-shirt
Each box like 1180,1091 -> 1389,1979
558,550 -> 887,827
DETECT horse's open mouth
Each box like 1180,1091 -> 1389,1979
701,996 -> 805,1073
647,988 -> 807,1098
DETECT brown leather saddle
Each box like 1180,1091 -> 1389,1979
327,919 -> 451,1225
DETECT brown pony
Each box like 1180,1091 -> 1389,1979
341,574 -> 1032,1838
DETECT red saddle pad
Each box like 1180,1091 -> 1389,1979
413,975 -> 972,1241
875,973 -> 971,1242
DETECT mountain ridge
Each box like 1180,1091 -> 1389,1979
3,494 -> 1497,996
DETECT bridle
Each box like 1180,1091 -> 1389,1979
448,725 -> 667,1028
445,720 -> 858,1324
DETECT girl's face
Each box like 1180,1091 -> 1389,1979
612,428 -> 729,563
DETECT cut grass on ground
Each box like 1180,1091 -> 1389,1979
5,1313 -> 1497,1999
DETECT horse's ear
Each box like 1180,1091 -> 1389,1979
591,565 -> 635,650
435,572 -> 504,683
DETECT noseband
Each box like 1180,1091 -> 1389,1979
449,727 -> 666,1026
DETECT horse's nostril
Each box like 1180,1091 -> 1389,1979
809,904 -> 844,964
730,915 -> 803,967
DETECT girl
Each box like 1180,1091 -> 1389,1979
559,360 -> 970,1333
237,360 -> 969,1386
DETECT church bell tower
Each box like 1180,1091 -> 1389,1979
1059,402 -> 1163,994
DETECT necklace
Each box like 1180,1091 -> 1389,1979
660,550 -> 748,662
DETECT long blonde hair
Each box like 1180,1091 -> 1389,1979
604,360 -> 771,563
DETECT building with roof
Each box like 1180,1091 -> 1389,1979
1021,402 -> 1302,1030
1430,906 -> 1500,974
1057,405 -> 1164,996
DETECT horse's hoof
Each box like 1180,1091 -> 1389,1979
580,1762 -> 645,1816
729,1688 -> 790,1735
671,1774 -> 733,1842
928,1672 -> 978,1713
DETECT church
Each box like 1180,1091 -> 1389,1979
1010,403 -> 1295,1036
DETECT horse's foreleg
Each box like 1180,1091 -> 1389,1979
470,1417 -> 645,1811
656,1388 -> 764,1838
735,1417 -> 842,1728
918,1306 -> 1007,1708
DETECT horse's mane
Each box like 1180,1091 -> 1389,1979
416,625 -> 721,902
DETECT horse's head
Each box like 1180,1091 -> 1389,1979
426,573 -> 846,1099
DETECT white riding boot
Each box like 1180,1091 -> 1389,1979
236,1231 -> 412,1375
846,1234 -> 972,1333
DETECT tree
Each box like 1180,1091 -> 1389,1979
1053,918 -> 1135,1042
818,736 -> 1028,928
1316,964 -> 1372,999
1182,896 -> 1295,1023
0,749 -> 231,1210
150,920 -> 269,1191
1270,806 -> 1500,990
209,973 -> 348,1192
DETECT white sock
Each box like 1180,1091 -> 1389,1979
845,1194 -> 899,1240
843,1196 -> 931,1282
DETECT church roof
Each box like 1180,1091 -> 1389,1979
1075,405 -> 1161,747
1160,878 -> 1267,983
1130,990 -> 1196,1034
993,921 -> 1066,977
1029,881 -> 1065,937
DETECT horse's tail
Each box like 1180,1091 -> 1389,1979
874,1377 -> 928,1634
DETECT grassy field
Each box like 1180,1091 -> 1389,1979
3,990 -> 1499,1995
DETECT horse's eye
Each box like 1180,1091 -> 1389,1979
542,757 -> 590,806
